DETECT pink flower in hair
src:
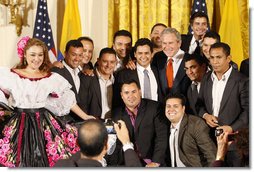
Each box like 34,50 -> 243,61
17,36 -> 30,60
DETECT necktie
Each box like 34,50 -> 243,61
143,69 -> 151,99
191,83 -> 198,100
170,128 -> 177,167
194,40 -> 200,55
166,58 -> 173,88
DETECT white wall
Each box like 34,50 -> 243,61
0,0 -> 108,67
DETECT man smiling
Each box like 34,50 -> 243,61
113,38 -> 163,108
165,93 -> 216,167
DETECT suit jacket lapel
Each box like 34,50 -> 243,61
172,54 -> 185,90
219,71 -> 235,113
63,67 -> 79,97
121,109 -> 135,140
177,114 -> 191,166
133,70 -> 141,86
93,74 -> 102,108
134,100 -> 146,133
158,53 -> 168,95
207,74 -> 213,112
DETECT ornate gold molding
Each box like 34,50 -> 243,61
0,0 -> 25,36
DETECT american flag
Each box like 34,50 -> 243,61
33,0 -> 57,62
188,0 -> 210,34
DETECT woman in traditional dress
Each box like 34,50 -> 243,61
0,36 -> 95,167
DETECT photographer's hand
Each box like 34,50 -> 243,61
216,132 -> 229,161
114,120 -> 130,145
217,125 -> 233,134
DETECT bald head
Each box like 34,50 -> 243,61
78,119 -> 108,157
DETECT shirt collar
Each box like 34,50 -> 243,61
190,35 -> 202,46
125,103 -> 140,117
96,69 -> 114,82
167,49 -> 185,63
63,61 -> 80,74
211,66 -> 232,81
170,115 -> 184,130
191,81 -> 200,86
136,63 -> 151,72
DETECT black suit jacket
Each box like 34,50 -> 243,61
113,67 -> 163,108
240,58 -> 249,77
197,69 -> 249,133
51,66 -> 90,123
187,85 -> 199,115
110,99 -> 168,166
180,34 -> 193,53
81,73 -> 102,119
54,150 -> 142,167
151,51 -> 191,99
84,71 -> 114,119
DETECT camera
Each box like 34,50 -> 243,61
215,128 -> 223,137
105,118 -> 117,134
215,128 -> 237,141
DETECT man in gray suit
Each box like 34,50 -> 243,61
165,93 -> 216,167
197,42 -> 249,166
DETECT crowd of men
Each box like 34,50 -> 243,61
51,11 -> 249,167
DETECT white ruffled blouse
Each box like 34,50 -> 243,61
0,67 -> 76,116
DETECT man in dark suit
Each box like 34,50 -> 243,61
54,119 -> 141,167
113,38 -> 163,108
164,93 -> 216,167
184,54 -> 207,115
150,23 -> 167,56
240,58 -> 249,77
110,80 -> 168,167
51,40 -> 94,124
202,31 -> 238,70
152,27 -> 191,99
112,30 -> 134,72
181,12 -> 208,55
197,42 -> 249,166
84,48 -> 117,119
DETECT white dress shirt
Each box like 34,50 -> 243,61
96,69 -> 114,119
170,117 -> 185,167
192,81 -> 201,93
211,67 -> 232,117
137,64 -> 158,101
167,49 -> 184,79
63,61 -> 80,91
188,35 -> 202,54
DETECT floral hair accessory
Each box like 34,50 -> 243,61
17,36 -> 30,60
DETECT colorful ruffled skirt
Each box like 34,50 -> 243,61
0,107 -> 80,167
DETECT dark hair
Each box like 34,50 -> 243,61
235,127 -> 249,166
77,36 -> 94,46
120,79 -> 141,92
204,31 -> 221,42
190,11 -> 209,25
165,93 -> 186,106
133,38 -> 153,53
65,39 -> 83,52
113,29 -> 132,45
185,53 -> 207,67
98,47 -> 116,59
78,119 -> 108,157
150,23 -> 167,34
210,42 -> 230,56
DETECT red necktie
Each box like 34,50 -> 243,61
166,58 -> 173,88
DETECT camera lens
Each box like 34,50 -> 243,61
215,129 -> 223,136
